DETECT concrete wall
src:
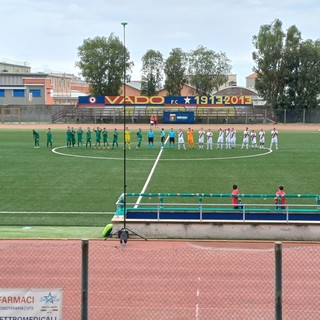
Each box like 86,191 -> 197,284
0,104 -> 75,122
112,218 -> 320,241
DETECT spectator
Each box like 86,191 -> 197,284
231,184 -> 241,209
150,115 -> 155,126
154,115 -> 159,128
275,185 -> 286,209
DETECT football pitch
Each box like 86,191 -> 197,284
0,124 -> 319,238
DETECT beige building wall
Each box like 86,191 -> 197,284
246,72 -> 257,89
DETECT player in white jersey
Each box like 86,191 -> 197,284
216,128 -> 224,149
206,129 -> 213,150
250,130 -> 257,148
270,128 -> 279,150
198,128 -> 205,149
259,129 -> 265,149
177,129 -> 186,150
225,128 -> 231,149
241,127 -> 249,149
230,128 -> 236,148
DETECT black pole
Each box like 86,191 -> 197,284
81,240 -> 88,320
116,23 -> 147,243
121,22 -> 127,230
275,241 -> 282,320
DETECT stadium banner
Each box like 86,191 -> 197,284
0,288 -> 62,319
163,111 -> 195,124
77,95 -> 253,107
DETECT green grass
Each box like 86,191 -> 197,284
0,226 -> 103,239
0,128 -> 319,238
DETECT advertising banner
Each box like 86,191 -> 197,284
0,289 -> 63,319
77,95 -> 253,107
163,111 -> 195,124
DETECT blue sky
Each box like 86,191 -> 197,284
2,0 -> 320,86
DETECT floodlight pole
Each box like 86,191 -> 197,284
121,21 -> 128,230
117,22 -> 147,243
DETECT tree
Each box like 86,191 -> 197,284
164,48 -> 187,96
253,19 -> 320,118
188,45 -> 231,95
252,19 -> 286,116
292,39 -> 320,110
280,25 -> 302,111
76,34 -> 133,96
140,50 -> 164,96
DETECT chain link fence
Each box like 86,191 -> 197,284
277,108 -> 320,123
1,239 -> 320,319
0,240 -> 81,319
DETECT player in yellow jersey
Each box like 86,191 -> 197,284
124,126 -> 131,149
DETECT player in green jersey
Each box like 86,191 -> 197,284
46,128 -> 52,148
77,127 -> 83,147
86,127 -> 92,148
94,127 -> 102,148
102,128 -> 109,149
71,127 -> 76,147
112,128 -> 119,149
33,130 -> 40,148
136,128 -> 143,148
66,126 -> 72,148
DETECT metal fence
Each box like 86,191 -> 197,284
0,104 -> 270,124
277,108 -> 320,123
1,239 -> 320,319
1,104 -> 320,124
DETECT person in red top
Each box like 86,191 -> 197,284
154,115 -> 158,128
275,185 -> 286,209
150,115 -> 155,126
231,184 -> 241,209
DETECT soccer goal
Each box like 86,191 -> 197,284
1,107 -> 21,123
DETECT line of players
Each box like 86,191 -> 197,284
165,127 -> 279,151
64,126 -> 279,151
66,126 -> 120,149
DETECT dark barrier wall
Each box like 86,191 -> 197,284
163,111 -> 195,124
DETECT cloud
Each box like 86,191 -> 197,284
2,0 -> 320,86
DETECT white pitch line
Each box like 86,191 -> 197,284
134,136 -> 169,208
